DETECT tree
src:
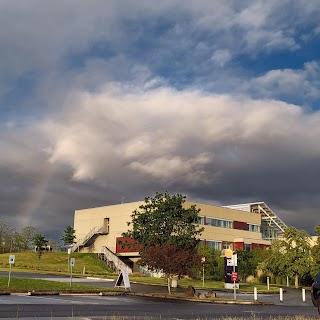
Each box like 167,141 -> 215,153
236,250 -> 258,281
48,239 -> 61,252
33,234 -> 48,266
123,192 -> 204,293
262,227 -> 312,288
311,223 -> 320,276
139,243 -> 201,293
17,226 -> 37,251
61,226 -> 76,246
197,246 -> 221,280
0,219 -> 12,253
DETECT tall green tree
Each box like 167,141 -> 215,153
61,226 -> 76,246
311,223 -> 320,276
236,249 -> 259,281
197,246 -> 222,280
17,226 -> 37,251
33,234 -> 48,266
123,192 -> 204,293
262,227 -> 312,288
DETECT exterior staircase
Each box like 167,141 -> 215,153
72,226 -> 109,252
98,246 -> 133,274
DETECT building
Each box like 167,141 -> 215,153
73,200 -> 287,272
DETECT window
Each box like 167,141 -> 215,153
222,242 -> 233,250
248,224 -> 260,232
197,216 -> 204,225
206,240 -> 222,250
205,217 -> 232,228
244,243 -> 251,251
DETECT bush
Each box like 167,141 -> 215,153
275,276 -> 282,285
258,273 -> 268,284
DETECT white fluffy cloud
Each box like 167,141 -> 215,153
245,61 -> 320,102
44,84 -> 320,194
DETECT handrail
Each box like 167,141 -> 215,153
100,246 -> 132,273
72,226 -> 109,252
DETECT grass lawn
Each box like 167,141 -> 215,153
0,252 -> 114,276
0,276 -> 121,293
129,276 -> 280,293
0,252 -> 281,293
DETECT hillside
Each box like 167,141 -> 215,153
0,252 -> 115,276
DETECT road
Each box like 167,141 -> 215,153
0,294 -> 318,319
0,272 -> 318,319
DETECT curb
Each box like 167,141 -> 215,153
27,291 -> 59,296
86,277 -> 114,282
127,292 -> 274,305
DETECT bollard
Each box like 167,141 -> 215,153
267,277 -> 270,290
254,287 -> 258,301
280,288 -> 283,302
287,276 -> 289,287
302,288 -> 306,302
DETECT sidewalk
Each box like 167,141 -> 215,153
198,287 -> 313,307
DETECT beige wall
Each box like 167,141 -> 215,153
187,202 -> 261,224
74,200 -> 269,253
186,201 -> 264,244
74,201 -> 143,253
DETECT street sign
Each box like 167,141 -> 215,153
232,253 -> 238,266
9,255 -> 15,264
231,272 -> 238,281
70,258 -> 75,267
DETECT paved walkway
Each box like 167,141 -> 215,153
198,287 -> 313,306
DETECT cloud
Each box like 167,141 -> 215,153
1,1 -> 320,237
244,61 -> 320,104
211,50 -> 232,67
44,83 -> 320,190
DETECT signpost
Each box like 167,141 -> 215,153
67,248 -> 71,272
224,249 -> 239,300
70,258 -> 75,288
8,255 -> 15,287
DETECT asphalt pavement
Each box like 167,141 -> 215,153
0,271 -> 314,307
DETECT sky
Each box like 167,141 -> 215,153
1,1 -> 320,240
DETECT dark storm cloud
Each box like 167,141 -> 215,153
0,1 -> 320,238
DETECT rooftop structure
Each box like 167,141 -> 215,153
224,202 -> 287,240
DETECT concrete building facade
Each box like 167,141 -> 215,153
73,200 -> 287,272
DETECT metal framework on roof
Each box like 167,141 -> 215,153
224,202 -> 287,240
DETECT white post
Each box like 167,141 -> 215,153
286,276 -> 289,287
70,265 -> 73,288
267,277 -> 270,290
302,288 -> 306,302
67,248 -> 71,272
232,253 -> 237,301
8,263 -> 12,288
279,288 -> 283,302
202,264 -> 205,287
254,287 -> 258,301
201,257 -> 205,288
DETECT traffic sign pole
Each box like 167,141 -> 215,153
8,255 -> 15,288
232,253 -> 237,300
69,258 -> 75,288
